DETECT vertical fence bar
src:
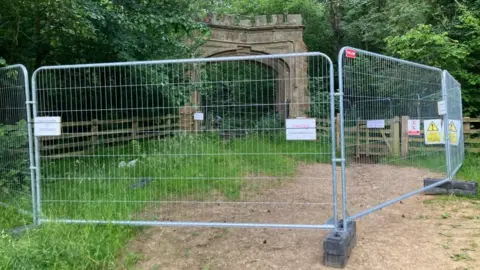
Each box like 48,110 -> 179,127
0,64 -> 36,225
459,88 -> 465,167
328,56 -> 338,231
21,65 -> 38,225
337,48 -> 348,232
441,71 -> 452,180
31,71 -> 42,224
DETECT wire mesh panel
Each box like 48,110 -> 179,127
32,53 -> 337,229
338,47 -> 448,222
0,64 -> 35,224
443,71 -> 464,177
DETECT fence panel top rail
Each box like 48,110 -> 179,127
32,52 -> 330,72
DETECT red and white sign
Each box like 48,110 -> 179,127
408,119 -> 421,136
286,118 -> 316,141
346,49 -> 356,59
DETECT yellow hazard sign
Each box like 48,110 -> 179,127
448,120 -> 461,146
449,122 -> 456,131
424,119 -> 444,145
428,122 -> 439,131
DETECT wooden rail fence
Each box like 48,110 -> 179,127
40,115 -> 180,159
334,114 -> 480,157
39,114 -> 479,159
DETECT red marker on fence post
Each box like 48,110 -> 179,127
346,49 -> 356,59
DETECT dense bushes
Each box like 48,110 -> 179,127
0,120 -> 29,198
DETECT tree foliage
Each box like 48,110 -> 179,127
217,0 -> 480,117
0,0 -> 479,117
385,5 -> 480,117
0,0 -> 209,70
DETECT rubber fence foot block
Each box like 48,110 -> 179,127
322,221 -> 357,268
424,178 -> 478,196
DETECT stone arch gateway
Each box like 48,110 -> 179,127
199,14 -> 309,117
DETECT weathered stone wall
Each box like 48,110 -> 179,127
199,14 -> 309,117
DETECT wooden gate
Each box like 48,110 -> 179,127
337,114 -> 402,158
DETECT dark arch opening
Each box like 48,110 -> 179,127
191,50 -> 292,131
204,50 -> 292,113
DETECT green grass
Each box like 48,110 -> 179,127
0,193 -> 34,230
381,150 -> 479,201
3,132 -> 476,269
378,150 -> 447,173
0,133 -> 331,269
431,153 -> 480,202
37,133 -> 330,221
455,153 -> 480,185
0,223 -> 138,270
0,206 -> 31,229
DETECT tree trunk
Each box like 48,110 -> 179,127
328,0 -> 344,59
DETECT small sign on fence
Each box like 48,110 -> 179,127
424,119 -> 444,145
193,112 -> 204,121
449,120 -> 461,146
35,117 -> 62,137
345,49 -> 356,59
366,119 -> 385,129
286,118 -> 316,141
408,119 -> 421,136
437,101 -> 446,115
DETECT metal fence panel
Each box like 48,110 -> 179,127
338,47 -> 450,224
32,53 -> 337,229
443,71 -> 464,177
0,64 -> 35,224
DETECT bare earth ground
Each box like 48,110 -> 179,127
122,164 -> 480,270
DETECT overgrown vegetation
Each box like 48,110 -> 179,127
0,134 -> 330,269
0,120 -> 29,199
2,0 -> 478,117
212,0 -> 480,118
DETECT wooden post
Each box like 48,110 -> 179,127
463,117 -> 470,140
401,116 -> 409,158
190,91 -> 201,133
190,91 -> 201,105
336,113 -> 340,150
366,126 -> 370,156
132,117 -> 138,140
166,114 -> 171,126
179,104 -> 195,132
91,119 -> 98,145
392,116 -> 400,157
356,119 -> 360,158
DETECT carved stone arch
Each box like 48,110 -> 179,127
196,14 -> 309,117
205,49 -> 291,113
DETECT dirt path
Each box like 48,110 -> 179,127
122,164 -> 480,270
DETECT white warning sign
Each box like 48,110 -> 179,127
408,119 -> 421,136
193,112 -> 204,121
438,101 -> 446,115
448,120 -> 461,146
286,118 -> 316,141
366,119 -> 385,129
35,117 -> 62,137
424,119 -> 444,145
